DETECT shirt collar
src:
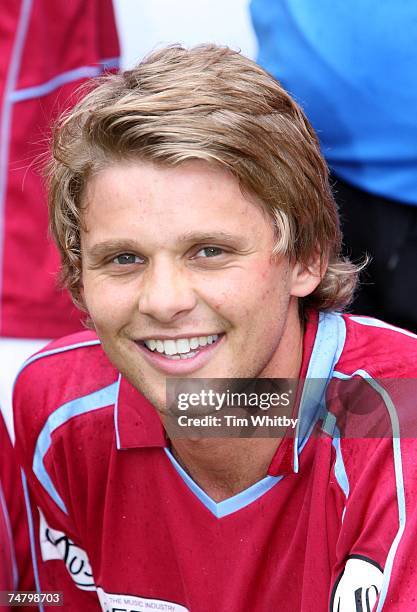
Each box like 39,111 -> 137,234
267,309 -> 320,476
280,310 -> 346,475
116,376 -> 166,449
115,311 -> 345,473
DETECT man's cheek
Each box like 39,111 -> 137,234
210,292 -> 229,312
84,281 -> 122,319
82,295 -> 113,332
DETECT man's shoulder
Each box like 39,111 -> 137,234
13,330 -> 119,430
16,329 -> 115,381
12,331 -> 121,541
336,313 -> 417,377
22,329 -> 101,361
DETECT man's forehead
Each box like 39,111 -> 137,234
81,159 -> 273,243
83,158 -> 264,207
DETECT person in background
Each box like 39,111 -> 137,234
0,0 -> 120,435
251,0 -> 417,332
0,410 -> 34,610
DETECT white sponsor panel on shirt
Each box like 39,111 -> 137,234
332,557 -> 384,611
97,587 -> 189,612
38,508 -> 96,591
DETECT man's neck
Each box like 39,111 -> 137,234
170,437 -> 282,502
169,305 -> 304,502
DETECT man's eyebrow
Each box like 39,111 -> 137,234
176,231 -> 246,244
85,239 -> 141,260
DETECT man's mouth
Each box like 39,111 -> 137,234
141,334 -> 221,360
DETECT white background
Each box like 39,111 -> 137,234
113,0 -> 257,69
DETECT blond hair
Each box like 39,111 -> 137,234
48,44 -> 359,311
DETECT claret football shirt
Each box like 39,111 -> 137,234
13,311 -> 417,611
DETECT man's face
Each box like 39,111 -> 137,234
81,160 -> 311,412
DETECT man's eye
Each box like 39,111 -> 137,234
112,253 -> 142,265
195,247 -> 224,258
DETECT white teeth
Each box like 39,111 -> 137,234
180,351 -> 197,359
144,333 -> 220,356
176,338 -> 190,353
163,339 -> 177,355
190,337 -> 199,349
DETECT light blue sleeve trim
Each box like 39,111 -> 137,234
0,481 -> 18,588
21,470 -> 44,612
164,448 -> 282,519
332,437 -> 350,499
333,369 -> 406,611
9,56 -> 120,102
33,382 -> 119,514
362,375 -> 405,612
350,315 -> 417,339
15,339 -> 101,379
12,339 -> 102,414
0,0 -> 33,327
294,312 -> 347,472
113,374 -> 122,450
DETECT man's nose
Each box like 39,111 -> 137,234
138,258 -> 197,323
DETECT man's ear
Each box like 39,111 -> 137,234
290,252 -> 324,298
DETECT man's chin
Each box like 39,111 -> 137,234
131,382 -> 164,412
131,377 -> 169,416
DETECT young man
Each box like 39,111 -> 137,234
13,45 -> 417,611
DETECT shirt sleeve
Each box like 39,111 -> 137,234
327,376 -> 417,611
13,368 -> 101,611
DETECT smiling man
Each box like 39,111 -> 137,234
82,161 -> 312,408
13,45 -> 417,611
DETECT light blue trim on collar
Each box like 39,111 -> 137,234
293,312 -> 346,472
164,448 -> 282,519
322,410 -> 337,436
33,382 -> 119,514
